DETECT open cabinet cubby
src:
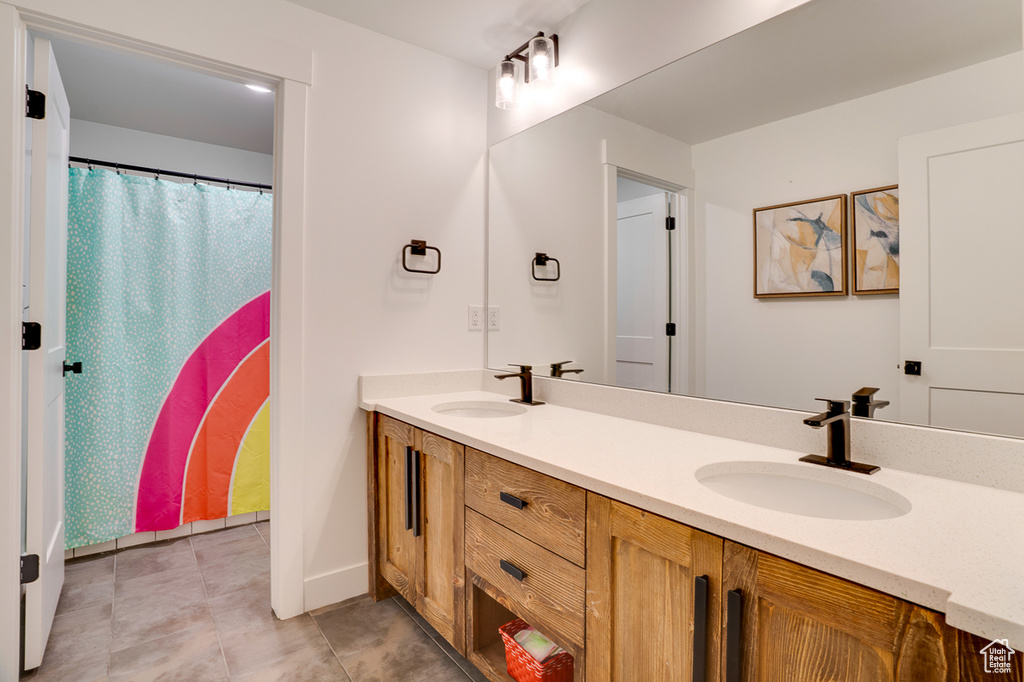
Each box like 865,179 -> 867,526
466,569 -> 583,682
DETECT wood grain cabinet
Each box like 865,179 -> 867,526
586,493 -> 723,681
464,448 -> 588,682
721,541 -> 1022,682
369,414 -> 466,654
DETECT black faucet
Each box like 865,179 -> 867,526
494,365 -> 544,405
799,398 -> 879,474
550,361 -> 584,378
851,387 -> 890,418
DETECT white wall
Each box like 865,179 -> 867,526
486,0 -> 812,145
2,0 -> 487,625
693,53 -> 1024,414
488,104 -> 690,383
69,119 -> 274,186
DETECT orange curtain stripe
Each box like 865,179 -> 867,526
181,341 -> 270,523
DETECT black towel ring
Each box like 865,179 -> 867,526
402,240 -> 441,274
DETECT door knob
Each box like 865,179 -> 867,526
62,361 -> 82,376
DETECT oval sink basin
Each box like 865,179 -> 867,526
431,400 -> 528,418
696,461 -> 911,520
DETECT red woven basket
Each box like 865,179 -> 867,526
498,618 -> 574,682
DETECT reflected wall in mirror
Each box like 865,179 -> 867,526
487,0 -> 1024,439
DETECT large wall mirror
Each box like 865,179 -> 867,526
487,0 -> 1024,438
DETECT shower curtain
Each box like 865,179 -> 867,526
65,167 -> 273,548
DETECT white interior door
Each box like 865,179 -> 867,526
23,35 -> 70,670
898,112 -> 1024,438
616,194 -> 669,391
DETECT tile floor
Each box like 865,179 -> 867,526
22,522 -> 488,681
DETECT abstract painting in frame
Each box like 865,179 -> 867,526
753,194 -> 847,298
851,185 -> 899,294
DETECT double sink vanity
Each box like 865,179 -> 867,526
361,370 -> 1024,681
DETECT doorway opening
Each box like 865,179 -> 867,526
614,171 -> 689,394
21,31 -> 276,671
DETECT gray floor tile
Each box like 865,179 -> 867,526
113,537 -> 197,585
193,529 -> 270,598
55,554 -> 115,617
232,641 -> 351,681
210,583 -> 326,678
22,602 -> 112,681
313,597 -> 470,682
110,564 -> 214,653
108,622 -> 228,681
255,520 -> 270,546
190,524 -> 262,552
394,597 -> 489,682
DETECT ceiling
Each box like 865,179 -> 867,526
283,0 -> 591,69
587,0 -> 1023,145
49,37 -> 276,155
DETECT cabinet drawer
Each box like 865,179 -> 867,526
465,509 -> 586,648
465,448 -> 586,567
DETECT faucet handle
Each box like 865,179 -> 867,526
814,398 -> 850,414
507,364 -> 532,373
852,387 -> 881,401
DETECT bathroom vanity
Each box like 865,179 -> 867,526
362,373 -> 1024,681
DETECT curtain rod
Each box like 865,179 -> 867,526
69,156 -> 272,191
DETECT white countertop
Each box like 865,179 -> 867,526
362,389 -> 1024,647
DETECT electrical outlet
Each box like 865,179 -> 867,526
487,305 -> 500,330
468,305 -> 483,331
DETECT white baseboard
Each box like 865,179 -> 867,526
67,511 -> 270,557
304,561 -> 369,612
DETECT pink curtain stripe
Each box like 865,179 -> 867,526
134,292 -> 270,531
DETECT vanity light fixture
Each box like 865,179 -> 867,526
494,31 -> 559,109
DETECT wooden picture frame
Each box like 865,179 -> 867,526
851,185 -> 899,295
753,194 -> 847,298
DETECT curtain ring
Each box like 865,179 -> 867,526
193,174 -> 198,186
155,169 -> 160,181
115,163 -> 121,175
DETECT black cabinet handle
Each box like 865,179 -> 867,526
692,575 -> 708,682
499,559 -> 526,582
404,446 -> 413,532
411,449 -> 421,537
726,589 -> 743,682
499,491 -> 526,510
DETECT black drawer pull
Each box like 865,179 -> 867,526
692,575 -> 708,682
726,589 -> 743,682
404,446 -> 413,532
499,560 -> 526,582
499,491 -> 527,510
411,449 -> 421,538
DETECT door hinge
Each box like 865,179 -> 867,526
665,216 -> 676,231
666,322 -> 677,337
26,86 -> 45,119
22,322 -> 41,350
21,554 -> 40,584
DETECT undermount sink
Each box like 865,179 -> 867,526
696,461 -> 911,521
431,400 -> 527,418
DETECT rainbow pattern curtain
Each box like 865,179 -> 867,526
65,168 -> 272,548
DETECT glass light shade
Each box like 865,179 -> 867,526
528,35 -> 555,90
495,59 -> 519,109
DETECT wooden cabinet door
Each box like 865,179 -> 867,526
416,430 -> 466,654
721,541 -> 957,682
375,415 -> 417,603
587,493 -> 723,681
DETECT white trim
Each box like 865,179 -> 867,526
303,562 -> 369,613
270,77 -> 307,620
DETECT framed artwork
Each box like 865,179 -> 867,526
851,185 -> 899,294
753,194 -> 847,298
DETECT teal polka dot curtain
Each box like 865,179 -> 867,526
65,168 -> 272,549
